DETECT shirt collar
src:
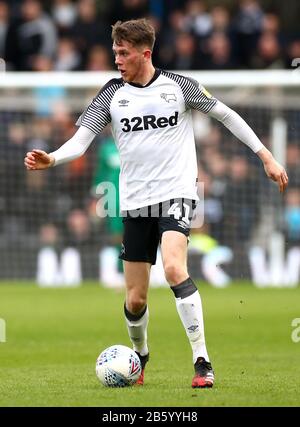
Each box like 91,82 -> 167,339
126,68 -> 161,88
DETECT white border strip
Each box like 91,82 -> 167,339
0,70 -> 299,88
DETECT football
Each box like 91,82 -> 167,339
96,345 -> 141,387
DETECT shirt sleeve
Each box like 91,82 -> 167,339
76,78 -> 124,135
183,78 -> 218,113
76,98 -> 111,135
161,71 -> 217,114
208,100 -> 264,153
50,126 -> 96,166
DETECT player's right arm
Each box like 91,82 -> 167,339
24,78 -> 123,171
24,126 -> 96,170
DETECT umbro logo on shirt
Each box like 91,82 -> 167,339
118,99 -> 129,106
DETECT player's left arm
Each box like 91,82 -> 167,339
207,100 -> 289,193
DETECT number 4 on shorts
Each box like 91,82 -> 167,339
168,202 -> 190,223
168,203 -> 181,220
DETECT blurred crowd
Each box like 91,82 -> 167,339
0,98 -> 299,266
195,117 -> 300,252
0,0 -> 300,72
0,0 -> 300,279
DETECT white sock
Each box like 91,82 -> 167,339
172,279 -> 210,364
124,305 -> 149,356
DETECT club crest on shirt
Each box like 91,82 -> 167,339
160,93 -> 177,103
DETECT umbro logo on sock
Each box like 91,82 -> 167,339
188,324 -> 199,333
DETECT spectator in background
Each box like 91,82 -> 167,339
157,9 -> 186,68
65,208 -> 92,248
197,165 -> 225,243
210,5 -> 231,34
168,32 -> 201,70
204,32 -> 236,69
62,207 -> 101,285
5,123 -> 27,218
51,102 -> 75,149
262,13 -> 281,36
30,55 -> 67,118
0,0 -> 9,60
65,149 -> 91,209
223,155 -> 259,244
251,32 -> 284,69
54,37 -> 81,71
6,0 -> 57,71
269,0 -> 300,40
196,124 -> 223,153
146,14 -> 162,67
196,5 -> 234,68
51,0 -> 77,35
25,169 -> 53,231
26,117 -> 51,157
201,151 -> 228,242
48,104 -> 92,210
283,188 -> 300,247
31,54 -> 53,71
71,0 -> 111,68
39,222 -> 60,249
285,39 -> 300,69
233,0 -> 264,68
85,44 -> 112,71
286,144 -> 300,187
183,0 -> 212,38
162,0 -> 188,21
109,0 -> 149,23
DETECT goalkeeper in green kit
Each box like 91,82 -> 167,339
92,134 -> 124,281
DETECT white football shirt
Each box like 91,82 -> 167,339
77,69 -> 217,211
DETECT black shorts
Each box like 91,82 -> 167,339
119,198 -> 197,265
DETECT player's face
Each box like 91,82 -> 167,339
113,40 -> 147,83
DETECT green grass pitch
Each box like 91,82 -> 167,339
0,282 -> 299,407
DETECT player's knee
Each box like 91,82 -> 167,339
126,296 -> 147,315
164,263 -> 187,285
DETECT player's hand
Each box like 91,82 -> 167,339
24,149 -> 55,170
263,158 -> 289,193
